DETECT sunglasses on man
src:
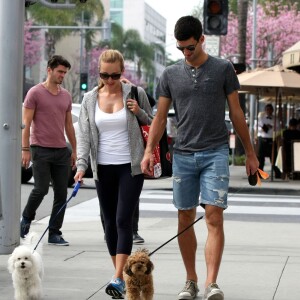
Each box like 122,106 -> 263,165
99,73 -> 122,80
176,42 -> 198,52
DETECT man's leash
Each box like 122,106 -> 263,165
149,215 -> 204,257
148,169 -> 270,257
33,181 -> 81,251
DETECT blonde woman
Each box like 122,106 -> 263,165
74,49 -> 152,298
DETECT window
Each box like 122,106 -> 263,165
111,11 -> 123,26
110,0 -> 123,9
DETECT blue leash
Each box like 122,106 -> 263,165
33,181 -> 81,251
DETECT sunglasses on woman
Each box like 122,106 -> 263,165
176,42 -> 198,52
99,73 -> 122,80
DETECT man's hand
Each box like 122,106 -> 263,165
245,152 -> 259,176
22,151 -> 31,169
70,152 -> 77,170
141,151 -> 154,176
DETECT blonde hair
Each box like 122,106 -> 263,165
98,49 -> 125,90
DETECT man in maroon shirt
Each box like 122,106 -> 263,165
20,55 -> 76,246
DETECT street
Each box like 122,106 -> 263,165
20,177 -> 300,225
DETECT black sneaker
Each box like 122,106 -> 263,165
20,218 -> 31,238
48,234 -> 69,246
133,232 -> 145,244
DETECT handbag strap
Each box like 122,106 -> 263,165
131,85 -> 139,104
131,85 -> 142,126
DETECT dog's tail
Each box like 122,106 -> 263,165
22,232 -> 43,255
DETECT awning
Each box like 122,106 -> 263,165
282,41 -> 300,73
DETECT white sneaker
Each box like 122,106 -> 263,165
203,283 -> 224,300
178,280 -> 199,299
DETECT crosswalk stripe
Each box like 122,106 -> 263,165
139,203 -> 300,215
140,191 -> 300,204
38,192 -> 300,225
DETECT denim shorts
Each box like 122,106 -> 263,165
172,145 -> 229,210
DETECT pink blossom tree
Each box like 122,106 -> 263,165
221,1 -> 300,67
24,20 -> 43,67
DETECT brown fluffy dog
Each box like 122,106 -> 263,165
123,248 -> 154,300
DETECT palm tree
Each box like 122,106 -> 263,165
26,0 -> 104,58
98,23 -> 155,82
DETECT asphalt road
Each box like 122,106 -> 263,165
21,180 -> 98,222
21,179 -> 300,224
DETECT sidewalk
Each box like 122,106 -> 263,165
0,165 -> 299,299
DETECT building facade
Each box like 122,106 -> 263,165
103,0 -> 167,98
26,0 -> 166,102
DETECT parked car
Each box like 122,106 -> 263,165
225,111 -> 233,135
66,103 -> 93,187
152,107 -> 178,155
21,103 -> 93,186
165,109 -> 177,156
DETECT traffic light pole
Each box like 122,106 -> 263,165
0,0 -> 24,254
249,0 -> 257,144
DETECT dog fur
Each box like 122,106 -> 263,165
7,233 -> 44,300
123,248 -> 154,300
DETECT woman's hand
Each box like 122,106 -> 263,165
127,99 -> 140,115
74,170 -> 85,185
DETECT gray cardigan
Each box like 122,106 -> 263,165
76,82 -> 153,180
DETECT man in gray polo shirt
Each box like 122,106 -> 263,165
141,16 -> 259,300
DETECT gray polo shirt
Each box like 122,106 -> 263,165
157,55 -> 240,153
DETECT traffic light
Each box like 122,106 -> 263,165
80,73 -> 88,91
203,0 -> 228,36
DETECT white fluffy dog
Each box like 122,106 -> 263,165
8,234 -> 44,300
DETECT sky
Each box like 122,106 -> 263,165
145,0 -> 202,60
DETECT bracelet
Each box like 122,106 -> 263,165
22,149 -> 30,151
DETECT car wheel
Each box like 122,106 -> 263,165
21,166 -> 33,183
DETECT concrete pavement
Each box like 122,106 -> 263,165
0,165 -> 299,299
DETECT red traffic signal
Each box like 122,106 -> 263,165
203,0 -> 228,36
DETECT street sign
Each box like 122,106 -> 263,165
204,35 -> 220,57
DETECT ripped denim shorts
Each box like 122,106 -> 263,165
172,144 -> 229,210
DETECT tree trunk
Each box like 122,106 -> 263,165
238,0 -> 248,63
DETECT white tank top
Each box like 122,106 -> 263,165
95,103 -> 131,165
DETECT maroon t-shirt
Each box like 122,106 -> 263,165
24,83 -> 72,148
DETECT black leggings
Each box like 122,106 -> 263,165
95,164 -> 144,256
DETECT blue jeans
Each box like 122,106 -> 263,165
22,146 -> 70,236
172,145 -> 229,210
